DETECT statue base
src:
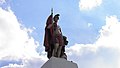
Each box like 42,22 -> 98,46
41,57 -> 78,68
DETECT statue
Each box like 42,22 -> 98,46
43,11 -> 68,59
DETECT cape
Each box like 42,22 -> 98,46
43,14 -> 54,52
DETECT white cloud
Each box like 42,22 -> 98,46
1,64 -> 24,68
79,0 -> 102,10
66,15 -> 120,68
0,0 -> 6,5
0,7 -> 48,68
96,16 -> 120,49
1,57 -> 46,68
87,23 -> 93,27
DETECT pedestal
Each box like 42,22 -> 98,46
41,57 -> 78,68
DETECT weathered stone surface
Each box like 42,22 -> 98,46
41,57 -> 78,68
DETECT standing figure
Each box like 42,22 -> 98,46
60,36 -> 68,60
44,13 -> 68,59
52,14 -> 64,57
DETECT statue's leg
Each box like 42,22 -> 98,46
57,45 -> 62,57
47,51 -> 51,59
52,43 -> 59,57
61,53 -> 67,60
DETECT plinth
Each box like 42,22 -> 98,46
41,57 -> 78,68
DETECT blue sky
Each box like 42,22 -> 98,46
0,0 -> 120,68
3,0 -> 116,45
8,0 -> 101,45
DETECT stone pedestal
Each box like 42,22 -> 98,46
41,57 -> 78,68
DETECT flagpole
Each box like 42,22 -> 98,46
51,8 -> 53,18
51,0 -> 54,19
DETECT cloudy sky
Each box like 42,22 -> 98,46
0,0 -> 120,68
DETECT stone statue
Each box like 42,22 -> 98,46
44,13 -> 68,59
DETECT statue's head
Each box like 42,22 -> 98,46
53,14 -> 60,22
